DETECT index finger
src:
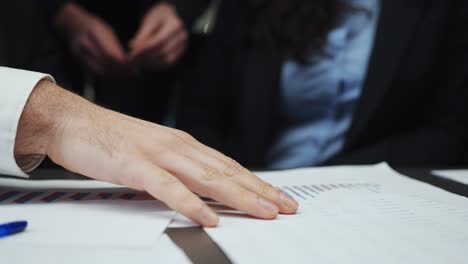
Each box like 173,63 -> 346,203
131,161 -> 219,227
169,130 -> 299,214
129,16 -> 164,50
236,168 -> 299,214
130,19 -> 183,59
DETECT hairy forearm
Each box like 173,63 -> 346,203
13,80 -> 89,170
10,77 -> 297,226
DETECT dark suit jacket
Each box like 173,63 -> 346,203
177,0 -> 468,169
0,0 -> 68,85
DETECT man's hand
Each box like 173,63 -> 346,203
129,2 -> 188,69
15,81 -> 299,227
55,3 -> 130,75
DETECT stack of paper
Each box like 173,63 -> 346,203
201,163 -> 468,264
433,170 -> 468,185
0,178 -> 182,263
2,163 -> 468,264
0,200 -> 175,248
0,233 -> 190,264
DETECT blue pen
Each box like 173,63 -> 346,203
0,221 -> 28,238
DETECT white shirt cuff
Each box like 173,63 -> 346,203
0,67 -> 55,178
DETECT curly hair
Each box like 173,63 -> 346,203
245,0 -> 347,63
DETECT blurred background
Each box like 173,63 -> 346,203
1,0 -> 467,170
0,0 -> 220,125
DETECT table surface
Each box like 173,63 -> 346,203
14,167 -> 467,263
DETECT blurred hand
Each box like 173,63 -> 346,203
55,3 -> 130,75
15,81 -> 299,227
129,2 -> 188,69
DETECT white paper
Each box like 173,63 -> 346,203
433,170 -> 468,185
0,177 -> 184,263
0,233 -> 190,264
204,163 -> 468,264
0,200 -> 175,248
169,213 -> 200,228
0,177 -> 123,190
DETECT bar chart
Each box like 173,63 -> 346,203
279,183 -> 381,201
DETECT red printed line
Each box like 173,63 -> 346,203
14,192 -> 44,204
41,192 -> 66,202
69,193 -> 90,200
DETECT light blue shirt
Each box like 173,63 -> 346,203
267,0 -> 380,169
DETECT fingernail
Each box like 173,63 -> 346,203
280,192 -> 299,210
258,197 -> 279,214
200,207 -> 219,227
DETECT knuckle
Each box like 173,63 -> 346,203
174,130 -> 195,142
191,202 -> 206,216
180,201 -> 206,221
174,190 -> 202,214
222,158 -> 243,178
161,130 -> 183,145
157,177 -> 189,203
168,138 -> 184,150
202,166 -> 221,182
199,169 -> 229,199
239,187 -> 255,202
179,189 -> 196,205
260,182 -> 276,197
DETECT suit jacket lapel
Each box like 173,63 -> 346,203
0,2 -> 31,67
344,0 -> 425,149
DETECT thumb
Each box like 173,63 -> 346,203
130,16 -> 163,50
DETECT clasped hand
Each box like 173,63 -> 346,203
68,2 -> 188,74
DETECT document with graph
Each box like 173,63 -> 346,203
204,163 -> 468,264
0,178 -> 175,249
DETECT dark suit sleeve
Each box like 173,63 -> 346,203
169,0 -> 211,27
1,1 -> 69,87
176,0 -> 237,151
43,0 -> 69,17
331,127 -> 467,166
332,0 -> 468,166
